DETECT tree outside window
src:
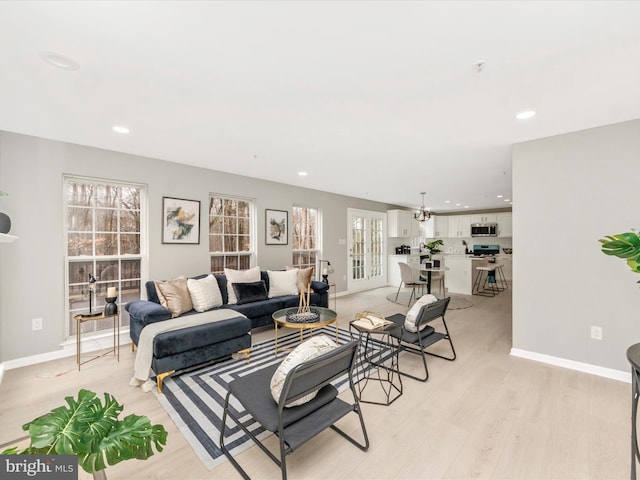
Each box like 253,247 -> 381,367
65,178 -> 145,337
209,195 -> 254,273
292,206 -> 320,274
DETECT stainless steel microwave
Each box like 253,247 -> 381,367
471,223 -> 498,237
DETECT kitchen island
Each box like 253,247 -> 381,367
444,255 -> 491,295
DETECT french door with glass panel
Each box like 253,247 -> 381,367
347,209 -> 387,292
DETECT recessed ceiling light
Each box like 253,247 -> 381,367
39,51 -> 79,71
504,198 -> 511,202
496,194 -> 503,198
464,205 -> 469,209
455,203 -> 461,206
112,125 -> 130,134
516,110 -> 536,120
444,200 -> 451,203
298,171 -> 308,176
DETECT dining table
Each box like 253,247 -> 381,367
420,265 -> 449,295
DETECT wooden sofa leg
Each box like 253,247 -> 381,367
156,370 -> 175,394
238,348 -> 251,364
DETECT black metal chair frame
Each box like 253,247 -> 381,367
220,340 -> 369,480
387,296 -> 456,382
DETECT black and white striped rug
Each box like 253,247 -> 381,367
154,326 -> 372,470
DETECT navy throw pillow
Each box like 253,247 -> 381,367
233,281 -> 269,305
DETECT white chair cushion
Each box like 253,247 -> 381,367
270,335 -> 338,407
224,266 -> 261,305
187,274 -> 223,312
267,269 -> 299,297
404,294 -> 439,332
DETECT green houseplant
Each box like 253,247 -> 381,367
426,239 -> 444,255
2,389 -> 168,480
599,230 -> 640,280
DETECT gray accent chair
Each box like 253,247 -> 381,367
386,296 -> 456,382
220,340 -> 369,480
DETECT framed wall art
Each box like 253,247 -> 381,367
265,209 -> 288,245
162,196 -> 201,244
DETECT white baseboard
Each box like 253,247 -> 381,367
2,332 -> 131,371
510,348 -> 630,383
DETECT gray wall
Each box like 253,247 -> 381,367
0,131 -> 398,362
513,119 -> 640,372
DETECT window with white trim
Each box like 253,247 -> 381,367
209,194 -> 255,274
65,177 -> 146,336
292,206 -> 320,272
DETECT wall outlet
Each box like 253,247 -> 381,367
590,325 -> 602,340
32,317 -> 43,331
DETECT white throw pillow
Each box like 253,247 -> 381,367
224,266 -> 261,305
404,294 -> 439,332
267,269 -> 299,298
187,275 -> 223,312
270,335 -> 337,407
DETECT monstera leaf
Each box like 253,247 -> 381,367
17,389 -> 167,475
599,231 -> 640,276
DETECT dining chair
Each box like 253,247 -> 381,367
395,262 -> 428,306
430,254 -> 445,296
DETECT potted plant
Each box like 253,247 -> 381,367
2,389 -> 168,480
426,239 -> 444,255
599,230 -> 640,280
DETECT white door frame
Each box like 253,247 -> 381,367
347,208 -> 387,293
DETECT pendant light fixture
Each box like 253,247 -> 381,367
414,192 -> 431,222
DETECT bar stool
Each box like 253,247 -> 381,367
473,265 -> 499,296
627,343 -> 640,479
494,264 -> 508,291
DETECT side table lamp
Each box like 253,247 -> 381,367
319,260 -> 334,284
83,274 -> 101,317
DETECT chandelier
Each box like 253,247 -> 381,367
414,192 -> 431,222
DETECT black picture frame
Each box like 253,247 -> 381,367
162,196 -> 201,244
265,209 -> 288,245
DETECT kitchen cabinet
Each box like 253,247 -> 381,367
388,210 -> 420,237
469,214 -> 497,224
388,254 -> 420,286
434,216 -> 448,238
420,215 -> 448,238
447,215 -> 471,238
496,213 -> 512,237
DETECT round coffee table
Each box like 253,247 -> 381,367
272,307 -> 338,355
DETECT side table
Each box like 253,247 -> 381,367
75,312 -> 120,370
627,343 -> 640,479
349,319 -> 403,406
329,282 -> 337,310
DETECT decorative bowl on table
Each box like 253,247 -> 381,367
502,248 -> 513,254
285,307 -> 320,323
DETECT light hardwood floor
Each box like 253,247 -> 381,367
0,285 -> 630,479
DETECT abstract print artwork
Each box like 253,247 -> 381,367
162,197 -> 200,244
265,209 -> 288,245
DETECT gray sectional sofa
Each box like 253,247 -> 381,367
125,271 -> 330,392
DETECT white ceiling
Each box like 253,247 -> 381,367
1,1 -> 640,212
